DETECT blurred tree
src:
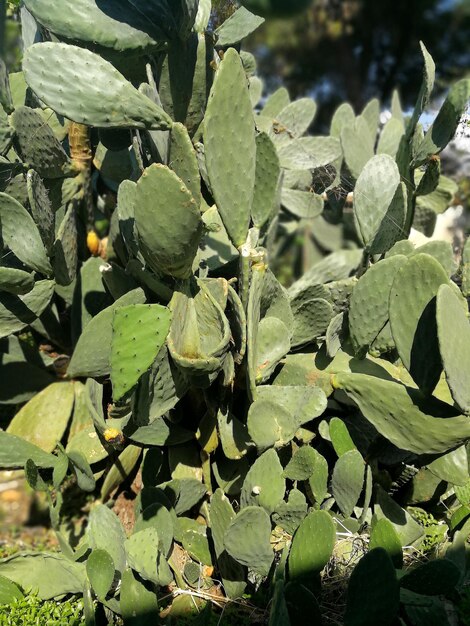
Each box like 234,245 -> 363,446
244,0 -> 470,128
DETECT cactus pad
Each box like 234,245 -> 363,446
134,164 -> 202,279
224,506 -> 274,576
204,48 -> 256,247
23,43 -> 173,129
110,304 -> 171,401
436,284 -> 470,414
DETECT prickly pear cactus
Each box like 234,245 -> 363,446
1,4 -> 469,625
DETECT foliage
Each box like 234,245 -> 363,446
0,1 -> 469,625
0,593 -> 85,626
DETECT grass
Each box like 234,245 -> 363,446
0,594 -> 85,626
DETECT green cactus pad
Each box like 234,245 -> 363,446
410,241 -> 456,277
353,154 -> 401,251
255,316 -> 291,383
110,304 -> 171,401
306,450 -> 329,506
400,559 -> 461,596
272,489 -> 308,535
204,48 -> 256,247
436,284 -> 470,414
428,447 -> 469,492
251,132 -> 281,229
333,372 -> 470,454
376,117 -> 405,158
349,255 -> 407,354
260,269 -> 294,336
100,445 -> 142,501
407,42 -> 435,138
331,450 -> 365,517
86,549 -> 115,601
11,107 -> 70,178
341,116 -> 375,179
87,505 -> 126,576
278,136 -> 341,170
26,170 -> 54,253
168,281 -> 230,378
53,203 -> 77,287
169,122 -> 202,207
262,86 -> 290,117
134,346 -> 188,424
247,398 -> 297,452
0,431 -> 56,469
0,192 -> 51,276
215,6 -> 265,46
247,261 -> 266,398
329,417 -> 356,456
344,548 -> 399,626
23,43 -> 172,129
282,188 -> 324,222
24,0 -> 173,51
241,448 -> 285,513
0,279 -> 54,339
330,102 -> 355,137
462,237 -> 470,297
270,97 -> 317,147
210,490 -> 246,598
134,164 -> 202,278
288,510 -> 336,580
256,385 -> 327,428
7,382 -> 74,453
224,506 -> 274,576
289,249 -> 363,298
0,268 -> 34,295
68,288 -> 146,378
282,446 -> 316,481
291,297 -> 334,347
369,518 -> 403,567
361,98 -> 380,141
120,567 -> 159,624
413,78 -> 470,166
125,527 -> 160,584
159,32 -> 212,136
389,253 -> 449,393
217,407 -> 250,460
374,487 -> 424,546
